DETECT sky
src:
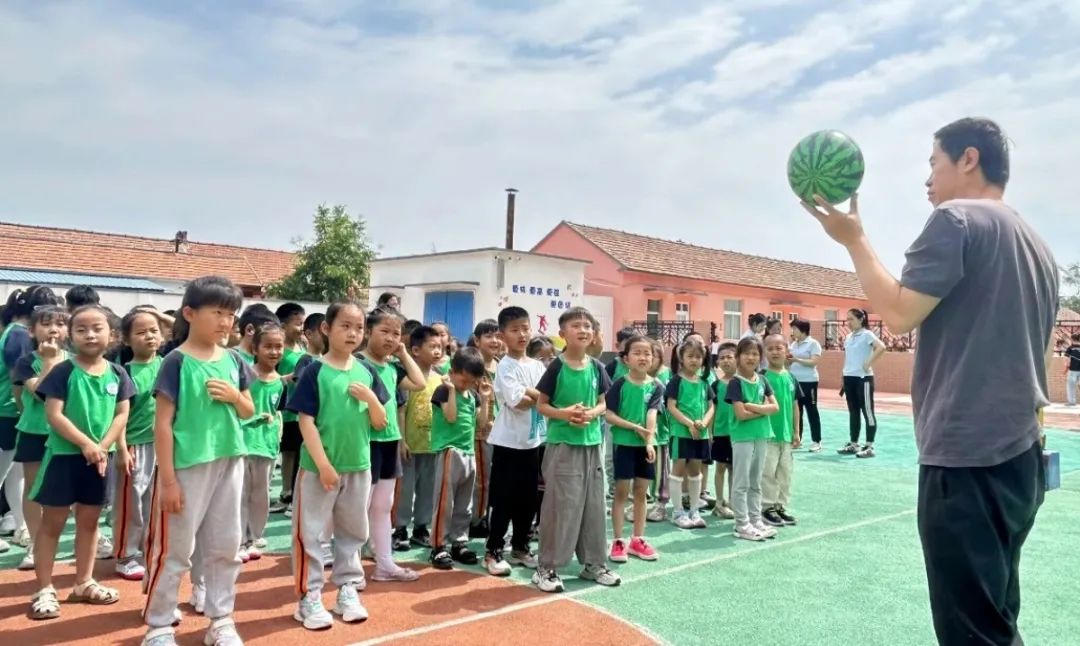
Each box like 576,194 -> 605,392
2,0 -> 1078,276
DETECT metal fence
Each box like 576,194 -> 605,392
630,320 -> 696,346
805,320 -> 916,352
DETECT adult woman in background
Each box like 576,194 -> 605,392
839,309 -> 885,458
788,320 -> 822,452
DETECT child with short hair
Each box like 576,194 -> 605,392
534,307 -> 619,593
241,323 -> 286,561
709,342 -> 738,519
142,276 -> 256,646
273,313 -> 326,515
762,334 -> 800,527
275,303 -> 306,500
29,304 -> 136,619
665,338 -> 715,529
468,319 -> 500,539
360,307 -> 426,582
725,337 -> 779,542
287,301 -> 389,630
428,347 -> 490,569
605,327 -> 637,380
483,307 -> 546,576
111,308 -> 164,581
235,304 -> 278,365
392,325 -> 444,550
605,334 -> 661,562
12,305 -> 69,572
646,338 -> 673,523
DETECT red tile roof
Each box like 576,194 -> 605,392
555,221 -> 866,300
0,222 -> 295,289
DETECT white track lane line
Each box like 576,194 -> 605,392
349,507 -> 916,646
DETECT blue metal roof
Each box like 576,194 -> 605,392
0,268 -> 167,292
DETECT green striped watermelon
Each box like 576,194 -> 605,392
787,130 -> 864,204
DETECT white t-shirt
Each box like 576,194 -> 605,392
788,337 -> 822,383
843,329 -> 881,377
488,354 -> 547,450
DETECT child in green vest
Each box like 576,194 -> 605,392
762,334 -> 800,527
646,337 -> 672,522
709,342 -> 738,519
30,304 -> 136,619
665,339 -> 715,529
724,337 -> 779,542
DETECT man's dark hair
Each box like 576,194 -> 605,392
65,285 -> 100,311
791,319 -> 811,336
934,117 -> 1010,188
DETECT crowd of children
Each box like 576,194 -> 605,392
0,277 -> 807,645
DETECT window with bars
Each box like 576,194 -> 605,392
675,302 -> 690,322
723,299 -> 742,339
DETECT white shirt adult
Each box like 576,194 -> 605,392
789,336 -> 822,383
842,328 -> 882,377
488,354 -> 547,449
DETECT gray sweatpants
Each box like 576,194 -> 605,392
292,469 -> 370,595
242,456 -> 274,545
395,452 -> 436,531
112,442 -> 156,564
471,439 -> 492,524
538,443 -> 606,570
432,448 -> 475,547
143,457 -> 244,628
731,440 -> 767,526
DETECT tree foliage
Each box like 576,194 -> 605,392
267,204 -> 375,302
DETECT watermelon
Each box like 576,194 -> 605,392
787,130 -> 864,204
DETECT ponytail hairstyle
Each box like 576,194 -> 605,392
670,331 -> 709,377
848,308 -> 869,330
3,285 -> 61,326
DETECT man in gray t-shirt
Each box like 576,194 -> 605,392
805,117 -> 1054,646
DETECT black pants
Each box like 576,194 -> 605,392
797,381 -> 822,443
486,445 -> 540,554
918,441 -> 1044,645
843,375 -> 876,443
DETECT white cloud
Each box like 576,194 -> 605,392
0,0 -> 1077,280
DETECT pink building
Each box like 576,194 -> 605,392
532,221 -> 869,344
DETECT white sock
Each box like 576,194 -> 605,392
667,475 -> 683,516
687,475 -> 702,515
5,461 -> 24,528
368,479 -> 397,572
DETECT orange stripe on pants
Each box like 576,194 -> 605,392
292,480 -> 306,596
115,469 -> 132,559
474,439 -> 487,521
142,476 -> 169,617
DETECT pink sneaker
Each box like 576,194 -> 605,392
608,539 -> 628,563
627,537 -> 658,561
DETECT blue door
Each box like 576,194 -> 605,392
424,291 -> 474,341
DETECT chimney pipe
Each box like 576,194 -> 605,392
505,188 -> 518,250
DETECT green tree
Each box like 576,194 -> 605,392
1061,262 -> 1080,314
267,204 -> 375,302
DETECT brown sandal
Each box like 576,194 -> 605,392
67,579 -> 120,605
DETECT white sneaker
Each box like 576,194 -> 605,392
321,543 -> 334,569
484,552 -> 512,576
237,546 -> 251,563
579,563 -> 621,587
0,537 -> 9,553
18,545 -> 34,571
734,523 -> 765,541
295,590 -> 333,630
253,537 -> 268,550
646,503 -> 666,523
190,582 -> 206,614
115,559 -> 146,581
689,513 -> 707,529
12,526 -> 31,547
203,616 -> 244,645
532,567 -> 564,593
96,534 -> 114,560
371,565 -> 419,582
752,521 -> 778,539
809,442 -> 822,453
672,513 -> 695,530
142,626 -> 178,646
284,504 -> 293,518
0,512 -> 14,535
507,549 -> 539,569
333,583 -> 368,623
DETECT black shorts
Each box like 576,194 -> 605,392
14,431 -> 48,463
711,435 -> 733,464
32,453 -> 108,507
280,420 -> 303,452
370,439 -> 402,482
0,416 -> 17,451
671,437 -> 711,462
613,445 -> 656,481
